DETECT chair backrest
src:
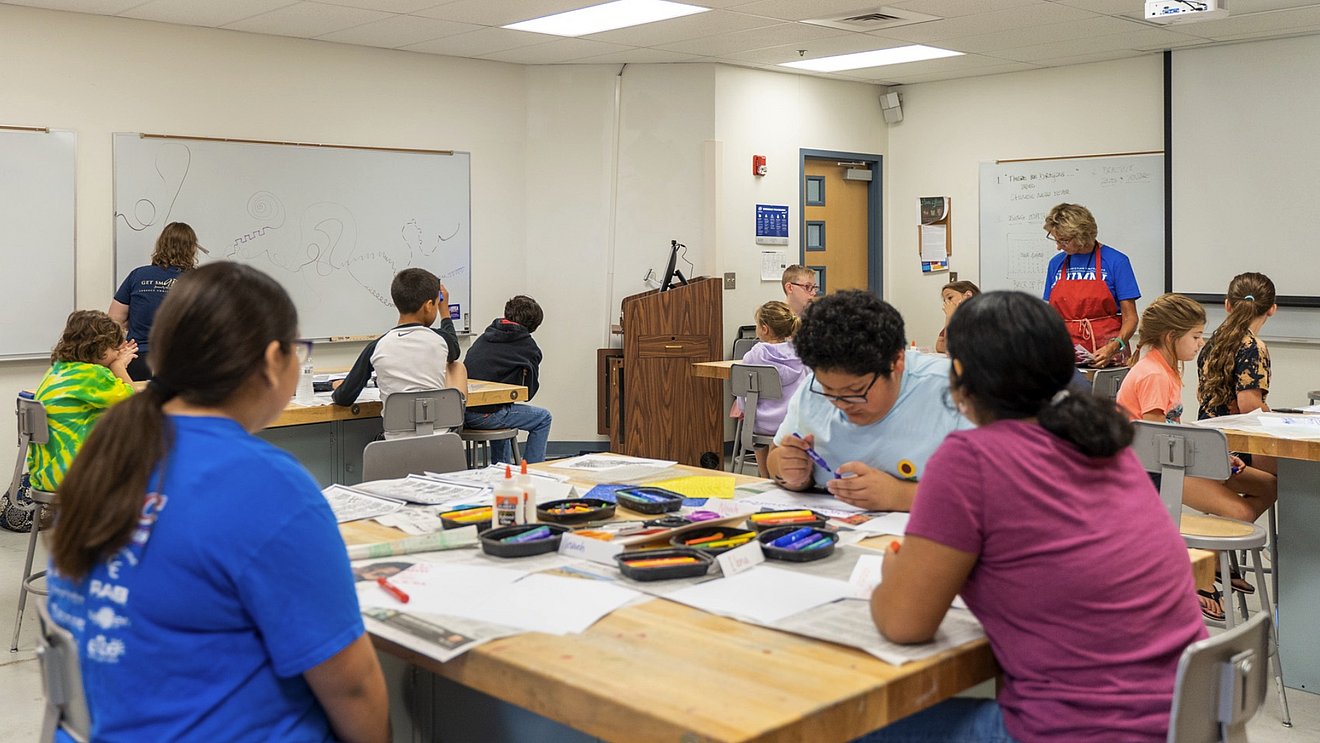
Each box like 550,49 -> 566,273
1166,611 -> 1269,743
10,397 -> 49,503
363,432 -> 467,481
36,599 -> 91,743
1130,421 -> 1232,528
730,337 -> 758,361
381,389 -> 464,437
1091,366 -> 1131,399
730,364 -> 783,452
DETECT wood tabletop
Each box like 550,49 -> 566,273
268,380 -> 527,429
692,359 -> 737,380
1223,428 -> 1320,462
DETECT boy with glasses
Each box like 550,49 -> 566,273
767,291 -> 970,512
781,264 -> 818,315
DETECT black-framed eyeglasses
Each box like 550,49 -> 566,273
808,372 -> 879,405
1046,233 -> 1074,245
291,340 -> 313,365
789,281 -> 819,295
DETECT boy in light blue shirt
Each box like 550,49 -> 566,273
768,291 -> 970,512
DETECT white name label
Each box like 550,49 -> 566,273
717,541 -> 765,576
558,533 -> 624,565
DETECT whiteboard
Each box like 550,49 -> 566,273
113,134 -> 471,340
979,154 -> 1165,306
0,129 -> 76,360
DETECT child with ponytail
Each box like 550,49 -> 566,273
1197,272 -> 1278,422
866,291 -> 1204,743
731,301 -> 807,477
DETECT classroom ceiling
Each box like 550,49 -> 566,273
9,0 -> 1320,85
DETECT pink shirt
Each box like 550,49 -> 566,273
908,420 -> 1206,743
1117,351 -> 1183,423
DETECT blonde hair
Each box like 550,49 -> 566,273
781,264 -> 813,287
1133,294 -> 1205,369
1043,203 -> 1098,244
151,222 -> 200,271
1199,273 -> 1275,413
755,301 -> 800,340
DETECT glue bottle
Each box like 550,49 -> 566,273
493,465 -> 522,527
517,460 -> 538,524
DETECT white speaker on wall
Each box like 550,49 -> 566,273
880,91 -> 903,124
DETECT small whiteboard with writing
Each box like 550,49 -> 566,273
0,129 -> 76,360
979,154 -> 1164,302
113,134 -> 471,339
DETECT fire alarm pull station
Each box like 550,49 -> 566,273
752,155 -> 767,176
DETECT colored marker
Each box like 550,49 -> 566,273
628,557 -> 701,568
889,540 -> 902,554
503,526 -> 551,543
756,515 -> 819,526
751,510 -> 813,521
770,527 -> 817,548
686,532 -> 726,545
376,577 -> 410,604
803,536 -> 834,551
787,535 -> 829,551
697,535 -> 755,549
794,432 -> 841,478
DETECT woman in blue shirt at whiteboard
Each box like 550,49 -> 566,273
1041,203 -> 1140,367
108,222 -> 200,381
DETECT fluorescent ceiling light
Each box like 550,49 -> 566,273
504,0 -> 709,37
780,45 -> 962,72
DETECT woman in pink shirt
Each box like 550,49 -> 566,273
863,292 -> 1206,743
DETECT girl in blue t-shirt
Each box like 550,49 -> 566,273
108,221 -> 200,381
50,262 -> 387,742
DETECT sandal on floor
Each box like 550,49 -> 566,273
1198,589 -> 1226,622
1215,570 -> 1256,595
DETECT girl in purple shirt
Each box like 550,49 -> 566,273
863,291 -> 1206,743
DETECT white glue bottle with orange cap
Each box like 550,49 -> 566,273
493,465 -> 522,527
516,460 -> 538,524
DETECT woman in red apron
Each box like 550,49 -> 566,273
1043,204 -> 1139,367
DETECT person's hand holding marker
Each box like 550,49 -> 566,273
771,432 -> 817,489
826,461 -> 893,510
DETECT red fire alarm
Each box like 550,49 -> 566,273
752,155 -> 767,176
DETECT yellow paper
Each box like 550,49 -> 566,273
647,475 -> 737,500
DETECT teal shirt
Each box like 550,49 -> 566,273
774,350 -> 972,487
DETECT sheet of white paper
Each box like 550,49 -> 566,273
1259,414 -> 1320,439
666,565 -> 851,624
443,574 -> 641,635
760,250 -> 788,281
354,476 -> 487,506
737,487 -> 866,517
549,454 -> 675,471
845,554 -> 966,608
357,563 -> 527,616
372,505 -> 447,535
772,597 -> 982,666
322,485 -> 403,523
920,224 -> 947,262
855,512 -> 911,535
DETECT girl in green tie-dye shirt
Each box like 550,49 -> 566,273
26,311 -> 138,491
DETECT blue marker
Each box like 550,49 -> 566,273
793,432 -> 840,478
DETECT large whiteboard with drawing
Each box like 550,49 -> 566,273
979,154 -> 1164,305
113,134 -> 471,339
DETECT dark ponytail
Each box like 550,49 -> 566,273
947,291 -> 1132,458
51,263 -> 298,580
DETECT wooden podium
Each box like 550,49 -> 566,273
604,277 -> 723,467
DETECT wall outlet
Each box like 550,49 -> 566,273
723,272 -> 736,290
950,271 -> 958,282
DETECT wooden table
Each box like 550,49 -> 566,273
692,359 -> 737,380
1222,428 -> 1320,693
342,464 -> 999,742
269,379 -> 527,428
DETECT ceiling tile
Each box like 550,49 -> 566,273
1230,0 -> 1320,12
570,46 -> 706,63
3,0 -> 148,11
941,15 -> 1138,54
478,37 -> 639,64
581,10 -> 779,47
1049,0 -> 1147,19
413,0 -> 597,26
871,60 -> 1038,84
1032,50 -> 1152,68
654,21 -> 844,55
316,0 -> 447,11
723,32 -> 909,64
222,1 -> 391,37
883,0 -> 1045,18
400,25 -> 553,55
1172,6 -> 1320,39
989,30 -> 1199,62
872,3 -> 1095,43
118,0 -> 298,28
317,14 -> 478,47
731,0 -> 940,22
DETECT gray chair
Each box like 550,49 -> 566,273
1091,366 -> 1130,399
10,396 -> 56,652
36,599 -> 91,743
730,337 -> 758,361
1308,390 -> 1319,405
729,364 -> 782,475
381,389 -> 464,438
1166,611 -> 1270,743
363,432 -> 467,481
459,428 -> 521,468
1131,421 -> 1290,726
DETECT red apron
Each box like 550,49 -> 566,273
1048,245 -> 1124,365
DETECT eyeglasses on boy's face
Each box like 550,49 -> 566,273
789,282 -> 819,295
291,340 -> 313,364
808,372 -> 879,405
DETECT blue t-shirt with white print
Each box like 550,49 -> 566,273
1042,244 -> 1141,306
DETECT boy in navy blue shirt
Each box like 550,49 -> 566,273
464,295 -> 552,463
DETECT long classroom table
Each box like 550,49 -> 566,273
1224,428 -> 1320,694
341,461 -> 1217,741
260,380 -> 527,486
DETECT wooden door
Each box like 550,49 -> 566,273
803,158 -> 869,293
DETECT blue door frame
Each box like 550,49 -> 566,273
799,149 -> 884,298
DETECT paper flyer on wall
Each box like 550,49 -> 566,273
919,196 -> 950,224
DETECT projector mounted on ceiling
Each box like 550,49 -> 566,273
1145,0 -> 1229,24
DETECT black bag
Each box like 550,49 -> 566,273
1,474 -> 37,533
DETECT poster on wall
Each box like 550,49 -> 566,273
755,204 -> 789,245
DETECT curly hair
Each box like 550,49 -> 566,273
151,222 -> 200,270
794,290 -> 904,377
1199,272 -> 1275,414
1043,203 -> 1099,244
51,310 -> 124,365
948,292 -> 1131,457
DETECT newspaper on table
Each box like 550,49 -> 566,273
548,454 -> 679,484
321,484 -> 404,523
771,597 -> 985,666
354,475 -> 487,506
